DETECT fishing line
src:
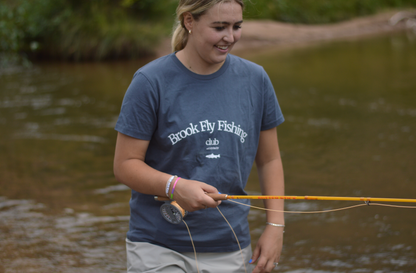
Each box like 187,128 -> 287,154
367,203 -> 416,209
181,208 -> 247,273
227,200 -> 416,214
182,219 -> 200,273
228,199 -> 369,214
157,195 -> 416,272
216,206 -> 248,273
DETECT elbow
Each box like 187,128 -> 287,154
113,159 -> 124,184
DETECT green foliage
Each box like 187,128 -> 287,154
1,0 -> 416,64
42,1 -> 166,61
0,0 -> 174,63
244,0 -> 416,23
0,5 -> 22,52
0,0 -> 63,65
121,0 -> 178,20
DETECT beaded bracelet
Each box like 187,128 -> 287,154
165,175 -> 176,197
266,222 -> 285,228
170,177 -> 181,200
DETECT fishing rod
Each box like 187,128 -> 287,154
155,193 -> 416,224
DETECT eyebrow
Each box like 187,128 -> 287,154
212,20 -> 243,25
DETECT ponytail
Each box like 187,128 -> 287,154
171,21 -> 189,52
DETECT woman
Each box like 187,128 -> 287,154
113,0 -> 285,272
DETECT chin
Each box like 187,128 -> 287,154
211,53 -> 229,64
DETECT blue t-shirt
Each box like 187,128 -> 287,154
115,53 -> 284,252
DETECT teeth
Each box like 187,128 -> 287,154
217,45 -> 228,50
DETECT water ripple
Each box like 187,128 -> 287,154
0,196 -> 128,273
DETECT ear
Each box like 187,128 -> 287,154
183,12 -> 194,32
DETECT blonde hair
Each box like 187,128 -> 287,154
171,0 -> 244,52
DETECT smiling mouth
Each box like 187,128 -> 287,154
215,45 -> 230,50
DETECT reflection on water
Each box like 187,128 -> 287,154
0,60 -> 149,273
0,196 -> 127,273
1,33 -> 416,272
248,31 -> 416,272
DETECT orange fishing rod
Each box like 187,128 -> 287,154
155,193 -> 416,203
155,193 -> 416,224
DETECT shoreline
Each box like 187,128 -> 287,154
156,10 -> 416,58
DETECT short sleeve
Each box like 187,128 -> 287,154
115,72 -> 159,140
261,69 -> 284,130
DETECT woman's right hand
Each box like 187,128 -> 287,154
114,133 -> 221,211
171,178 -> 221,212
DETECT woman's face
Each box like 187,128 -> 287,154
186,1 -> 243,72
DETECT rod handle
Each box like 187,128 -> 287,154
209,193 -> 228,200
154,193 -> 228,202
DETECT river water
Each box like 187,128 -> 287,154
1,31 -> 415,272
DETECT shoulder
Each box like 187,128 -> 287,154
134,53 -> 177,78
229,54 -> 265,72
227,54 -> 270,85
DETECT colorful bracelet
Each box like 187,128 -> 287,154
170,177 -> 181,200
165,175 -> 176,197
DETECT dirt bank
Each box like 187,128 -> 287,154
156,10 -> 416,57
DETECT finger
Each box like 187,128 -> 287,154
253,256 -> 268,273
253,253 -> 276,272
173,180 -> 206,212
266,259 -> 277,272
200,185 -> 222,208
250,246 -> 260,265
272,261 -> 279,271
200,183 -> 218,194
202,195 -> 221,208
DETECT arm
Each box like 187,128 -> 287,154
113,132 -> 220,211
251,127 -> 285,273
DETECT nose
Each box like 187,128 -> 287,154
223,29 -> 235,43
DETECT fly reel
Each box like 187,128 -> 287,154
160,201 -> 188,224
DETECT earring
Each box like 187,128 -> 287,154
189,29 -> 192,34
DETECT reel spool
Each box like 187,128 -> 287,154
160,201 -> 187,224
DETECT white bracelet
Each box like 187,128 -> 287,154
266,222 -> 285,228
165,175 -> 176,197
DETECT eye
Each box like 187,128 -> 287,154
215,26 -> 225,31
233,25 -> 242,30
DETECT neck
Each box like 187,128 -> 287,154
175,49 -> 225,75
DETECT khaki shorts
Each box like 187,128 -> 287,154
126,239 -> 254,273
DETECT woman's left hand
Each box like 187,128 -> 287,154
250,225 -> 284,272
